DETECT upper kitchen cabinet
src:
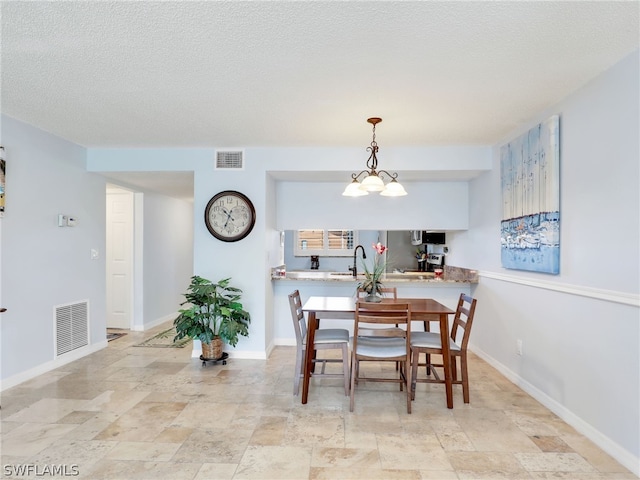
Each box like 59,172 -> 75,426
276,181 -> 470,231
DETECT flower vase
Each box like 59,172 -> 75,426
364,292 -> 382,303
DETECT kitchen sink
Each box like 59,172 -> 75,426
384,272 -> 434,280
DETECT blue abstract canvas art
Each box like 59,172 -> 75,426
500,115 -> 560,274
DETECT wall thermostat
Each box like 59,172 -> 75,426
57,214 -> 77,227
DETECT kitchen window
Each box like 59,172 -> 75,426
293,229 -> 358,257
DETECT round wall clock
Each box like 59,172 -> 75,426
204,190 -> 256,242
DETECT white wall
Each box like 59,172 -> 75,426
192,157 -> 268,358
457,51 -> 639,474
276,181 -> 470,230
142,191 -> 193,328
0,115 -> 107,386
264,173 -> 280,354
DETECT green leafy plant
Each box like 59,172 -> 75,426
357,242 -> 388,295
173,275 -> 251,347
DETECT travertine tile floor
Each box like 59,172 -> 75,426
1,322 -> 635,480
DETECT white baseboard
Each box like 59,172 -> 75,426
265,341 -> 276,358
471,344 -> 640,477
131,313 -> 176,332
0,341 -> 107,392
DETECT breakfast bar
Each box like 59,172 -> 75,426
271,265 -> 479,380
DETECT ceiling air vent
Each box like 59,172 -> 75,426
215,150 -> 244,170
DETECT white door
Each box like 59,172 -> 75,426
106,187 -> 134,329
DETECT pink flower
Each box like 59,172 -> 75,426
372,242 -> 387,255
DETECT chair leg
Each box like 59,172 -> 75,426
293,345 -> 304,396
395,323 -> 400,372
410,349 -> 419,401
405,358 -> 412,414
349,354 -> 357,412
460,354 -> 470,403
341,343 -> 350,396
451,356 -> 458,382
311,348 -> 318,373
423,322 -> 431,376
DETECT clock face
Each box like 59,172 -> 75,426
204,191 -> 256,242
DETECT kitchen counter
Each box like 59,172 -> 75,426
271,265 -> 478,284
271,265 -> 476,343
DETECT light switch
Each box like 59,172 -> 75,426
91,249 -> 99,260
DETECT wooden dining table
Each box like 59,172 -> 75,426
301,296 -> 456,408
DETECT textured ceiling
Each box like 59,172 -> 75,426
2,1 -> 638,148
1,2 -> 638,200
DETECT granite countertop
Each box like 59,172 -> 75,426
271,265 -> 478,284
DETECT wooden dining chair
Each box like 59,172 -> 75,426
358,286 -> 432,335
350,301 -> 412,413
288,290 -> 350,396
410,293 -> 477,403
357,286 -> 402,370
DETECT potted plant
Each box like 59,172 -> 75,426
357,242 -> 388,302
173,275 -> 251,359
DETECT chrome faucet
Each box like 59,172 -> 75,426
349,244 -> 367,278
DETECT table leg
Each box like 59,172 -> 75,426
301,311 -> 317,404
440,313 -> 454,409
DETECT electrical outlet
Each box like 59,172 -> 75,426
516,339 -> 523,356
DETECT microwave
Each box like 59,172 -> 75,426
423,231 -> 446,244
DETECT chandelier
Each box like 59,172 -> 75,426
342,117 -> 407,197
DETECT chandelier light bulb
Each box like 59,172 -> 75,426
342,179 -> 369,196
380,178 -> 408,196
360,173 -> 385,192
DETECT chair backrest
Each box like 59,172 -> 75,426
357,287 -> 397,299
288,290 -> 306,346
450,293 -> 477,350
354,301 -> 411,339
